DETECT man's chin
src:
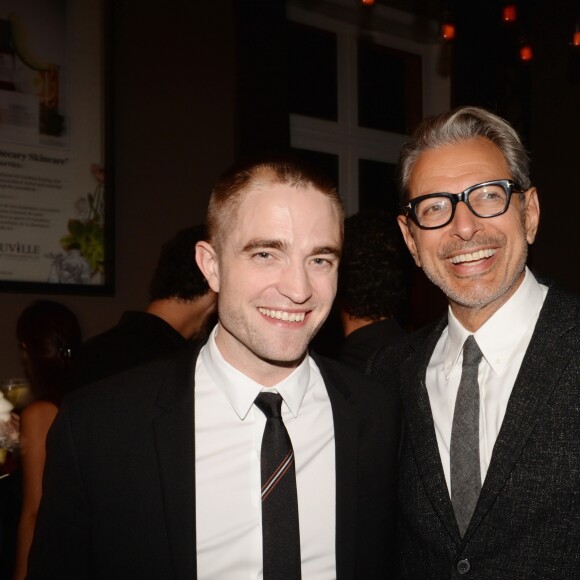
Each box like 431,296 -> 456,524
257,349 -> 308,369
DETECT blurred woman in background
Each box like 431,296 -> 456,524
12,300 -> 81,580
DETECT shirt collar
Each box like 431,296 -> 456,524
200,325 -> 311,420
444,267 -> 547,378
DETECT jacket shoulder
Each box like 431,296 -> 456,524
367,318 -> 444,381
313,354 -> 401,413
542,283 -> 580,319
66,341 -> 201,413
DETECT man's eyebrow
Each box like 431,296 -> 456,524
241,239 -> 286,253
312,246 -> 341,257
241,240 -> 341,258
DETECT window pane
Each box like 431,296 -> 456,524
358,158 -> 399,213
292,148 -> 339,188
358,40 -> 422,134
287,22 -> 338,121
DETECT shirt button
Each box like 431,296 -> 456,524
457,558 -> 471,574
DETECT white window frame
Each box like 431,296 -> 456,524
287,0 -> 450,215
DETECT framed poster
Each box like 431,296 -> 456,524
0,0 -> 113,295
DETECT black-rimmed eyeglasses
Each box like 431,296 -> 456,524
401,179 -> 525,230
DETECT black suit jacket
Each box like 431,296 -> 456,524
370,285 -> 580,579
27,343 -> 401,579
338,318 -> 405,373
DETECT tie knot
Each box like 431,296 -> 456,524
255,391 -> 283,419
462,335 -> 483,367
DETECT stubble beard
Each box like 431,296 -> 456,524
419,233 -> 529,311
218,309 -> 315,369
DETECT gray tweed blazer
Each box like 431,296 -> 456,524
370,284 -> 580,579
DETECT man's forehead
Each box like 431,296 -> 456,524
237,179 -> 338,214
223,185 -> 341,249
409,138 -> 511,196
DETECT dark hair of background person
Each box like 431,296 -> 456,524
337,208 -> 411,323
16,300 -> 82,406
149,224 -> 210,302
311,207 -> 412,360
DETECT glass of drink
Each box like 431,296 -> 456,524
0,378 -> 32,411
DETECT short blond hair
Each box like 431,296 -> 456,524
207,155 -> 344,253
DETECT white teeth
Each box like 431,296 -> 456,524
450,248 -> 496,264
258,308 -> 306,322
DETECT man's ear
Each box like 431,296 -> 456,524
195,241 -> 220,292
397,214 -> 422,267
523,187 -> 540,245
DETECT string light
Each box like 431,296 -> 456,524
573,23 -> 580,47
519,43 -> 533,61
440,12 -> 456,42
434,6 -> 576,55
502,4 -> 517,23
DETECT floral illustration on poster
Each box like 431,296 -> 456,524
47,163 -> 105,284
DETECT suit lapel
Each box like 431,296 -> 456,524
400,318 -> 462,542
467,287 -> 578,538
153,343 -> 202,580
313,356 -> 359,580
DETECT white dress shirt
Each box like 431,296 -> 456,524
195,326 -> 336,580
427,268 -> 548,491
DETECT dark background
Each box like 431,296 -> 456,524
0,0 -> 577,375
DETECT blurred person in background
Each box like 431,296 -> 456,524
73,224 -> 217,387
12,300 -> 81,580
335,208 -> 410,372
0,393 -> 19,580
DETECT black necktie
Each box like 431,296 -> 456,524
254,391 -> 302,580
450,335 -> 484,537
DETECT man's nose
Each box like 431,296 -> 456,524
449,201 -> 484,240
277,261 -> 313,304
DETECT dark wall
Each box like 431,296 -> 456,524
526,0 -> 580,293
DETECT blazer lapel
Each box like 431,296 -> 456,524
314,356 -> 359,580
400,318 -> 462,542
467,287 -> 578,538
153,343 -> 202,580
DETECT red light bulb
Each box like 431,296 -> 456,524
520,44 -> 533,61
502,5 -> 517,23
441,23 -> 456,41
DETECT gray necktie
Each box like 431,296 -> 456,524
450,335 -> 483,537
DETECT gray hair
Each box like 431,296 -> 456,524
399,106 -> 531,201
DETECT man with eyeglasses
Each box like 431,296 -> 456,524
369,106 -> 580,579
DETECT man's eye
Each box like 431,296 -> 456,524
254,252 -> 272,260
422,201 -> 447,215
312,257 -> 334,267
480,190 -> 502,200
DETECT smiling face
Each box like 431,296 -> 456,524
398,137 -> 540,330
196,177 -> 342,385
